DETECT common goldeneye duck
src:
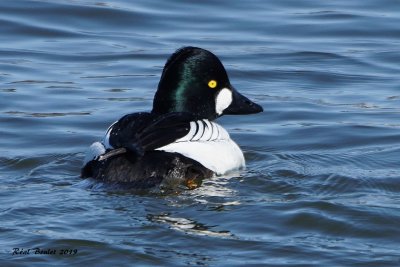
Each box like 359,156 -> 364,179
81,46 -> 263,190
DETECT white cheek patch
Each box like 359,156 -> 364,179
215,88 -> 233,115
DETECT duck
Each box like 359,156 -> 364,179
81,46 -> 263,190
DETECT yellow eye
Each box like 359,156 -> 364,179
208,80 -> 217,89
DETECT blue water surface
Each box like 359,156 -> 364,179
1,0 -> 400,266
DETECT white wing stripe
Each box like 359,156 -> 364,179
188,121 -> 198,140
206,120 -> 213,141
212,121 -> 217,140
176,121 -> 197,142
103,121 -> 117,149
192,120 -> 204,141
202,120 -> 213,141
165,120 -> 230,144
216,122 -> 221,139
199,120 -> 206,140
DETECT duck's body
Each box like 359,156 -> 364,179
81,47 -> 262,190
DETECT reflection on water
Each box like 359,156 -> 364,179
148,213 -> 233,238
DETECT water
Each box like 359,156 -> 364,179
1,0 -> 400,266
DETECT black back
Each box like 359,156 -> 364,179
108,112 -> 195,158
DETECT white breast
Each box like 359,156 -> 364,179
156,120 -> 245,175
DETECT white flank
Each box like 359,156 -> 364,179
215,88 -> 233,115
83,141 -> 106,165
156,120 -> 245,175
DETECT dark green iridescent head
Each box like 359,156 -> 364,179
152,47 -> 262,120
